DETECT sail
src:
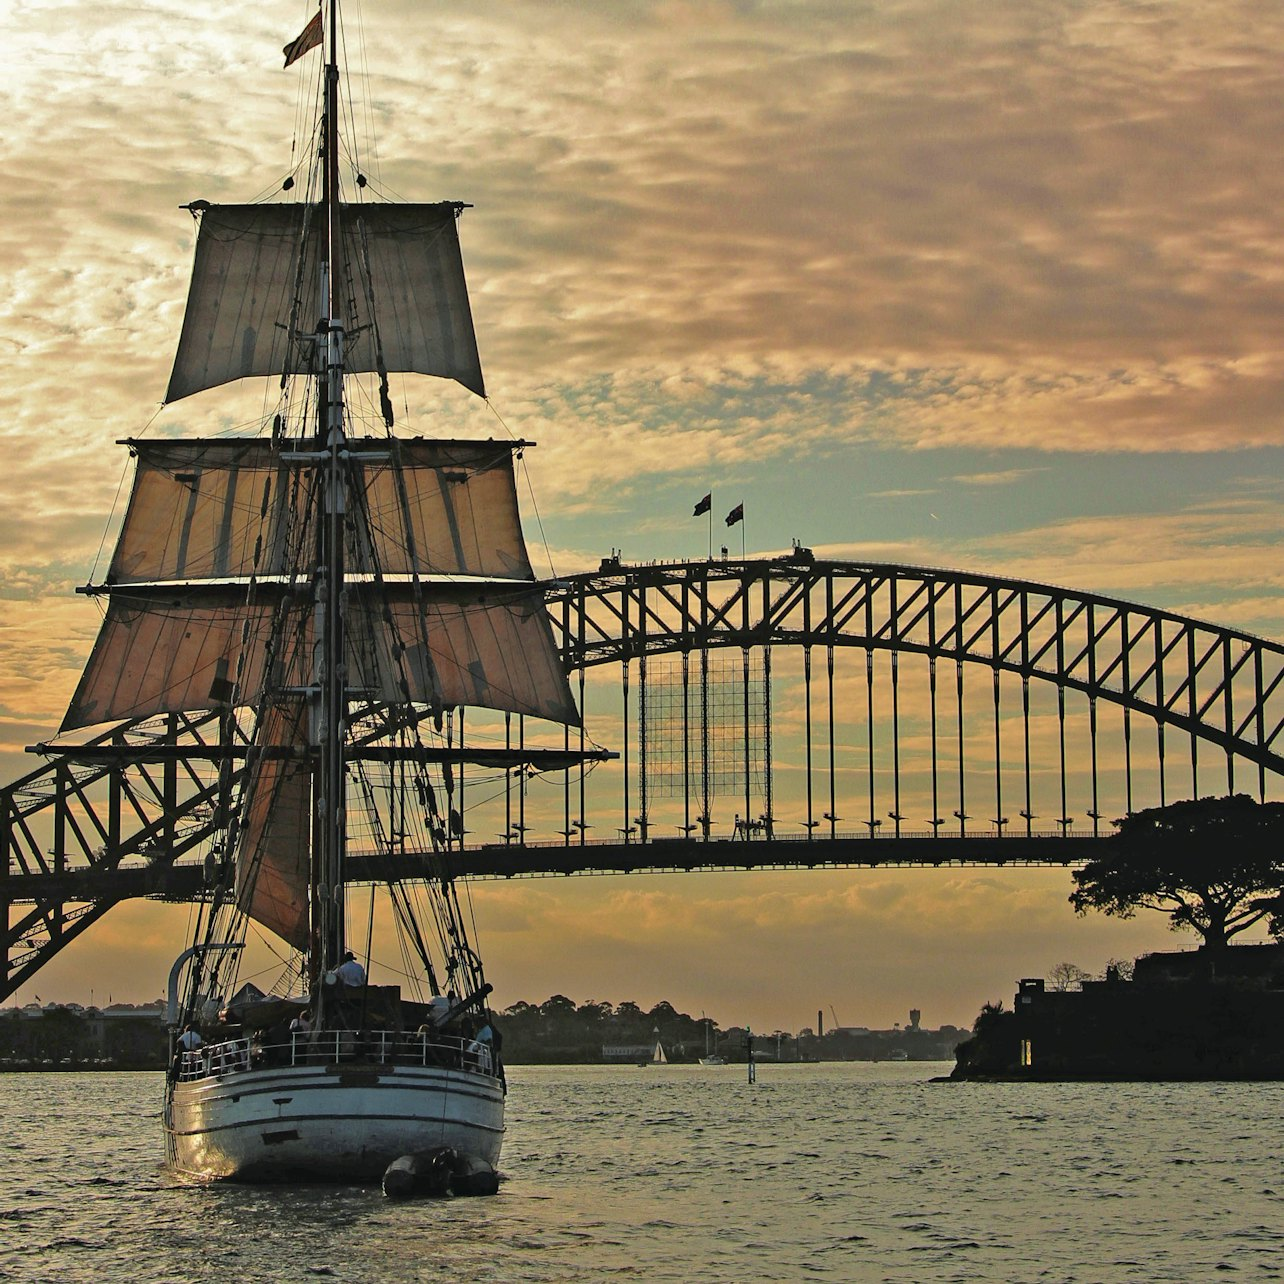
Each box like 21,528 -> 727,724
234,696 -> 311,950
108,439 -> 533,584
166,202 -> 485,403
60,582 -> 578,731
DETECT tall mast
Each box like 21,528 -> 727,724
313,0 -> 347,987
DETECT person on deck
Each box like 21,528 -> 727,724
171,1023 -> 204,1080
336,951 -> 366,987
467,1022 -> 494,1073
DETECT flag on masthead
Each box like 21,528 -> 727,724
283,10 -> 323,68
693,493 -> 712,517
725,503 -> 744,527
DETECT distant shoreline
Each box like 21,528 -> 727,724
0,1057 -> 957,1073
0,1062 -> 162,1073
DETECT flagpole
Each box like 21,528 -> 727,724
723,502 -> 745,553
694,491 -> 713,558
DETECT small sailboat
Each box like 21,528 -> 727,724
638,1028 -> 668,1066
49,2 -> 604,1181
698,1014 -> 726,1065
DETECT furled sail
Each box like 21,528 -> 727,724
234,696 -> 311,950
60,583 -> 578,732
166,202 -> 485,403
108,439 -> 533,583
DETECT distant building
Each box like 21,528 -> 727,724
602,1043 -> 655,1062
0,1001 -> 166,1068
799,1018 -> 966,1062
955,945 -> 1284,1080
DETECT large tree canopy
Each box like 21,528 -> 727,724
1069,795 -> 1284,949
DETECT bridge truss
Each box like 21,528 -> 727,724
4,555 -> 1283,998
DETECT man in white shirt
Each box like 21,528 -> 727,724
467,1022 -> 494,1073
172,1023 -> 204,1080
336,951 -> 366,987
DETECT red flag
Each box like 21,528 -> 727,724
725,503 -> 744,527
693,493 -> 712,517
283,10 -> 323,68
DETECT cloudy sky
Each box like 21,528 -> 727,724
4,0 -> 1284,1029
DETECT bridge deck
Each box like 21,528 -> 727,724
2,833 -> 1100,904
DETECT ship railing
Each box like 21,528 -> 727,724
176,1037 -> 250,1082
177,1030 -> 494,1081
287,1028 -> 493,1074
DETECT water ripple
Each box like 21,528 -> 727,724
0,1065 -> 1281,1282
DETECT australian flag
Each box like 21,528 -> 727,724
725,503 -> 744,526
693,493 -> 712,517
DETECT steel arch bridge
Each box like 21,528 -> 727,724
4,553 -> 1284,1000
549,553 -> 1284,802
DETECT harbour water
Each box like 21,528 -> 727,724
1,1063 -> 1281,1282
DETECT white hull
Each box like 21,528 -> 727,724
165,1061 -> 504,1181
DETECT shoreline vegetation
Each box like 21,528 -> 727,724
0,995 -> 965,1071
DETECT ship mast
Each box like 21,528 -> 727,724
314,0 -> 347,992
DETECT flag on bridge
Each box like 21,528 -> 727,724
725,503 -> 744,527
693,493 -> 711,517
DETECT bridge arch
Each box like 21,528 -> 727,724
547,556 -> 1284,798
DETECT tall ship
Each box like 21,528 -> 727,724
48,3 -> 599,1181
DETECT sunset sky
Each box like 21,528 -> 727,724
4,0 -> 1284,1030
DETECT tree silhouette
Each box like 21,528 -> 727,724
1047,961 -> 1090,992
538,994 -> 577,1018
1070,795 -> 1284,950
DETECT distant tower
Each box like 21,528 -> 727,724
817,1008 -> 824,1038
909,1008 -> 921,1030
